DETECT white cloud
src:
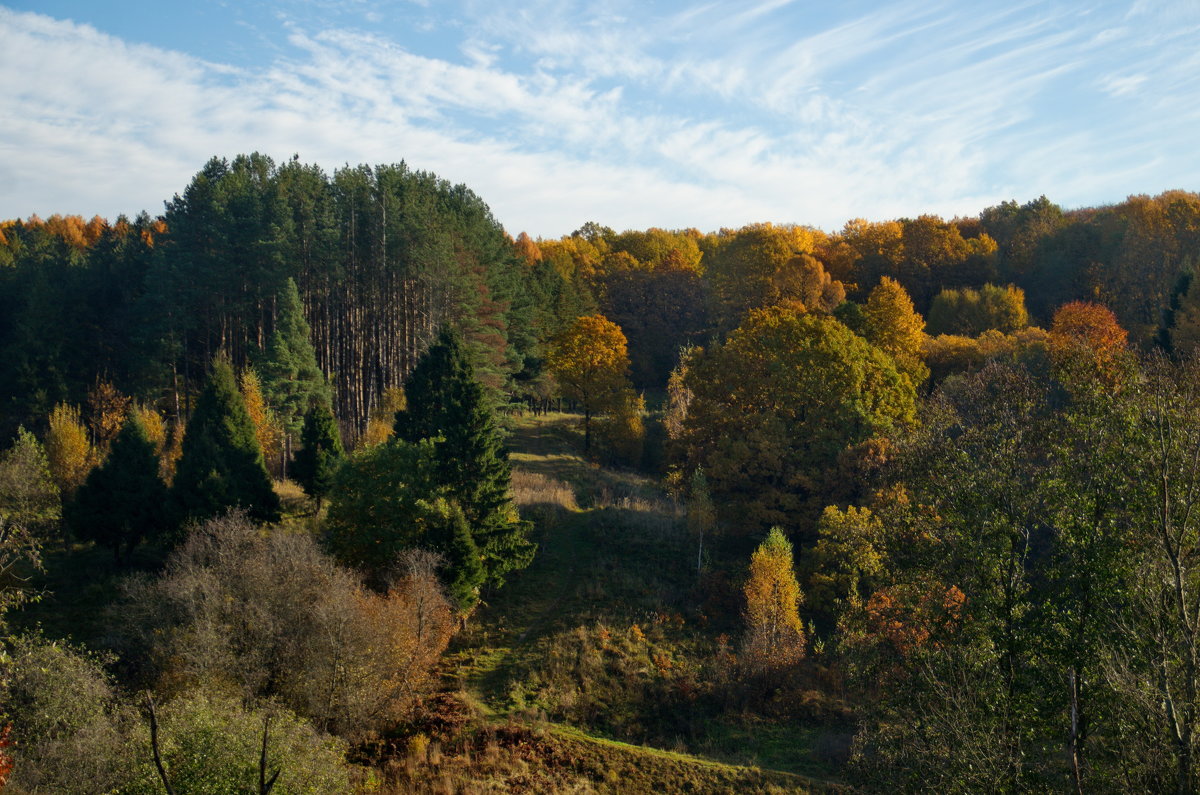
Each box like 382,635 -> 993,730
1,2 -> 1198,237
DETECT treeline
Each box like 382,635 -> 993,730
0,154 -> 592,439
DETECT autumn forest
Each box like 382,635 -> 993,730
4,153 -> 1200,792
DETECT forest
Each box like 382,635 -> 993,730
3,153 -> 1200,792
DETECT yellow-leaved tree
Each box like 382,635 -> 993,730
44,402 -> 94,499
742,527 -> 806,676
864,276 -> 930,387
546,314 -> 632,453
239,369 -> 284,476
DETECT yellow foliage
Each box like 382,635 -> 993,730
86,380 -> 131,457
742,527 -> 806,673
865,276 -> 929,386
596,388 -> 645,467
45,403 -> 95,498
546,314 -> 632,451
359,387 -> 406,449
132,404 -> 166,455
239,369 -> 283,466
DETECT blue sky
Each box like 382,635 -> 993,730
2,1 -> 1198,237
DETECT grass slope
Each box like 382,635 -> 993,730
437,412 -> 851,791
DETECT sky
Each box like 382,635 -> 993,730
1,1 -> 1198,237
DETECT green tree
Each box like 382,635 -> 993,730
0,427 -> 60,542
395,328 -> 534,588
291,402 -> 344,509
65,412 -> 169,562
172,356 -> 281,524
259,278 -> 330,473
681,307 -> 915,536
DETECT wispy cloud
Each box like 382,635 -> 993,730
1,2 -> 1198,236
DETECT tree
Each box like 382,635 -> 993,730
681,307 -> 915,536
44,403 -> 94,500
291,402 -> 344,509
546,314 -> 632,453
259,278 -> 330,474
0,427 -> 60,542
171,356 -> 281,525
395,328 -> 533,587
687,468 -> 716,576
742,527 -> 806,676
66,412 -> 170,562
927,284 -> 1029,336
864,276 -> 930,387
1048,300 -> 1129,389
240,369 -> 283,476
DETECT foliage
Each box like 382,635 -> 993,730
291,401 -> 344,506
359,386 -> 405,449
863,276 -> 929,387
595,387 -> 645,468
44,402 -> 94,499
1,633 -> 132,794
122,691 -> 352,795
65,411 -> 170,562
1048,300 -> 1130,390
394,328 -> 533,588
239,368 -> 284,475
806,505 -> 885,631
171,355 -> 281,524
926,283 -> 1029,336
112,512 -> 453,738
258,277 -> 331,457
86,378 -> 132,457
680,306 -> 915,536
546,314 -> 633,453
0,427 -> 60,543
742,528 -> 806,677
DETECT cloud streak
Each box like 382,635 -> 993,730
1,2 -> 1198,237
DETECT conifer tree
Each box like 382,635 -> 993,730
260,278 -> 330,472
65,412 -> 169,562
430,498 -> 485,612
172,356 -> 281,524
395,328 -> 534,588
292,402 -> 344,509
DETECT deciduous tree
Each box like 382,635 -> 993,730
546,314 -> 631,453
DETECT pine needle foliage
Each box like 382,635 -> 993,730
171,355 -> 280,525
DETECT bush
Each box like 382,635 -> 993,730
121,691 -> 351,795
111,512 -> 453,739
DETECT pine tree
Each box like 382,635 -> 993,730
65,412 -> 169,562
395,328 -> 534,588
430,498 -> 485,612
260,278 -> 330,473
172,355 -> 281,524
292,402 -> 344,509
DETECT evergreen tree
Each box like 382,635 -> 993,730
292,402 -> 344,509
260,278 -> 330,472
172,356 -> 281,524
65,412 -> 169,562
429,498 -> 485,612
395,328 -> 534,588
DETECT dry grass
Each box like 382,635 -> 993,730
511,469 -> 578,512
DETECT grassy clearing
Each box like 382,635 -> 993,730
440,411 -> 852,790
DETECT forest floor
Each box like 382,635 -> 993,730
425,411 -> 852,793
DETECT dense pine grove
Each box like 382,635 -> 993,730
8,155 -> 1200,791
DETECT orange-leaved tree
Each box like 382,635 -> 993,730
1048,300 -> 1129,389
547,314 -> 632,452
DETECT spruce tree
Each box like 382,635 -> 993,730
395,328 -> 534,588
66,412 -> 169,562
172,356 -> 281,524
292,402 -> 344,509
430,498 -> 485,612
260,278 -> 331,472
